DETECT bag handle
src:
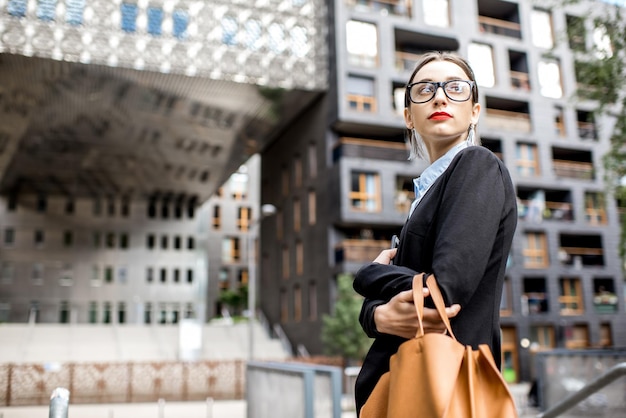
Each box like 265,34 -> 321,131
412,274 -> 457,340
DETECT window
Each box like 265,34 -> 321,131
4,228 -> 14,246
585,192 -> 607,225
187,237 -> 195,250
65,199 -> 75,214
564,324 -> 589,349
239,268 -> 248,286
93,198 -> 102,216
515,143 -> 540,177
346,75 -> 376,112
530,9 -> 554,49
174,236 -> 182,250
173,268 -> 181,283
103,302 -> 112,324
296,241 -> 304,276
91,265 -> 101,286
500,276 -> 512,315
187,269 -> 194,284
346,20 -> 378,68
308,281 -> 317,320
161,235 -> 168,250
308,142 -> 317,179
121,197 -> 130,217
308,190 -> 316,225
282,246 -> 290,279
93,232 -> 102,248
172,9 -> 189,39
276,210 -> 284,240
59,264 -> 73,286
423,0 -> 450,27
523,277 -> 549,314
34,229 -> 45,247
37,195 -> 47,212
293,285 -> 302,322
147,6 -> 163,36
32,263 -> 43,284
89,301 -> 98,324
144,302 -> 152,324
160,268 -> 167,283
118,267 -> 127,284
599,323 -> 612,347
523,232 -> 548,268
554,106 -> 566,137
222,237 -> 240,263
59,301 -> 70,324
500,327 -> 518,383
593,278 -> 618,314
147,234 -> 155,249
237,207 -> 252,231
559,278 -> 584,315
538,58 -> 563,99
529,326 -> 555,350
8,0 -> 27,17
395,177 -> 415,213
63,231 -> 73,247
106,232 -> 115,249
293,198 -> 301,232
468,43 -> 495,88
566,14 -> 586,52
107,199 -> 116,216
230,167 -> 248,200
213,205 -> 221,229
118,302 -> 126,324
350,172 -> 381,212
119,233 -> 129,249
593,25 -> 613,59
120,2 -> 138,33
294,156 -> 302,188
105,266 -> 114,283
1,262 -> 14,284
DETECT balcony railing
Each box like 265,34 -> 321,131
552,160 -> 594,180
510,71 -> 530,91
559,246 -> 604,267
395,51 -> 422,73
478,16 -> 522,39
335,239 -> 389,263
577,121 -> 597,140
518,200 -> 574,222
347,0 -> 411,17
484,109 -> 531,132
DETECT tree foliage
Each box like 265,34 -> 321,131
321,273 -> 371,363
557,1 -> 626,265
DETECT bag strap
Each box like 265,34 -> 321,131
412,274 -> 457,340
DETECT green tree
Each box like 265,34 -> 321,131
321,273 -> 371,364
553,0 -> 626,265
218,286 -> 247,316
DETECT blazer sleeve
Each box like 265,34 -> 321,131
431,148 -> 510,306
353,262 -> 419,337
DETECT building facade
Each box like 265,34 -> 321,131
259,0 -> 626,382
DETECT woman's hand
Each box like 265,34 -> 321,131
373,248 -> 397,265
373,288 -> 461,339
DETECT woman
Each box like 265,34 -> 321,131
353,52 -> 517,413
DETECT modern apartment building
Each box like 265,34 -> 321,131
0,155 -> 259,326
259,0 -> 626,382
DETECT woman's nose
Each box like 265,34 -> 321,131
433,85 -> 448,103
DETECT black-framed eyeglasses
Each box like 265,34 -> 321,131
406,80 -> 475,104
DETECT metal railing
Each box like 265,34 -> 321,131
537,362 -> 626,418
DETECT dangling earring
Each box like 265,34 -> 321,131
409,128 -> 427,160
466,124 -> 476,147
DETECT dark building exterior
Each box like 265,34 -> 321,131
259,0 -> 626,382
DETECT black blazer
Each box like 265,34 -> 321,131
353,146 -> 517,413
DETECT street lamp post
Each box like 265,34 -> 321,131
247,203 -> 276,361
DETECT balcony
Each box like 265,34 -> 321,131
559,232 -> 605,268
577,121 -> 597,140
510,71 -> 530,91
335,239 -> 389,263
347,0 -> 412,17
593,292 -> 618,313
333,137 -> 408,162
478,16 -> 522,39
484,109 -> 531,133
552,160 -> 593,180
395,51 -> 422,73
517,188 -> 574,222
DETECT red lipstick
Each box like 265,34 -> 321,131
429,112 -> 452,120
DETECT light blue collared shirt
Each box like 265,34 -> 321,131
408,142 -> 469,217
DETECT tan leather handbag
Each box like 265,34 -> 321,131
361,274 -> 518,418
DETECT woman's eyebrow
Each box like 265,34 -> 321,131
413,76 -> 465,83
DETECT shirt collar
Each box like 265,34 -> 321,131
413,141 -> 469,197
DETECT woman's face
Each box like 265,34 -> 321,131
404,60 -> 481,161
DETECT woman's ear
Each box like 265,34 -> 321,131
404,107 -> 413,129
471,102 -> 481,126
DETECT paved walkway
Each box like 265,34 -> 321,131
0,399 -> 539,418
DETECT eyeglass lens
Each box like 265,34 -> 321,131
408,81 -> 472,103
